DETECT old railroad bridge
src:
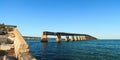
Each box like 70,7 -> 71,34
41,31 -> 97,42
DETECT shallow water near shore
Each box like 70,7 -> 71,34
26,40 -> 120,60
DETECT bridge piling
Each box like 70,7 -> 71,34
41,31 -> 97,42
76,36 -> 79,41
41,32 -> 48,42
71,36 -> 75,41
82,36 -> 86,40
78,36 -> 81,40
65,36 -> 69,42
80,36 -> 83,40
56,34 -> 61,43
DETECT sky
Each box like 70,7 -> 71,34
0,0 -> 120,39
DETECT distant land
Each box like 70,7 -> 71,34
23,36 -> 65,40
23,36 -> 120,40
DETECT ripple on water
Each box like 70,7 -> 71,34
26,40 -> 120,60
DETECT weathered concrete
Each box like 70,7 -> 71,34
81,36 -> 85,40
65,36 -> 69,42
42,31 -> 88,36
56,35 -> 61,43
75,36 -> 79,41
41,31 -> 97,42
10,28 -> 29,58
41,35 -> 48,42
80,36 -> 83,40
78,36 -> 81,40
8,28 -> 36,60
71,36 -> 75,41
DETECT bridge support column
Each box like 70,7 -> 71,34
83,36 -> 87,40
78,36 -> 81,40
81,36 -> 85,40
41,32 -> 48,42
80,36 -> 82,40
41,35 -> 48,42
71,36 -> 75,41
76,36 -> 79,41
65,36 -> 69,42
56,35 -> 61,43
80,36 -> 83,40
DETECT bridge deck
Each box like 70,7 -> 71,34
43,31 -> 89,36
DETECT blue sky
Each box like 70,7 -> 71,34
0,0 -> 120,39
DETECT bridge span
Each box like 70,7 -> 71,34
41,31 -> 97,42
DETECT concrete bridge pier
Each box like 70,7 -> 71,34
81,36 -> 85,40
81,36 -> 86,40
41,31 -> 97,42
71,36 -> 75,41
76,36 -> 79,41
41,32 -> 48,42
80,36 -> 83,40
41,35 -> 48,42
56,34 -> 61,43
65,36 -> 69,42
78,36 -> 81,40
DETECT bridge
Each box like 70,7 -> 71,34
41,31 -> 97,42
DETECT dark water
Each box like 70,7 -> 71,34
26,40 -> 120,60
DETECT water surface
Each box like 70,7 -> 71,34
26,40 -> 120,60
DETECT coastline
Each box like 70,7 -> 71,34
0,24 -> 36,60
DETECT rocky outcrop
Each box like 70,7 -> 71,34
18,52 -> 36,60
8,28 -> 36,60
0,35 -> 13,44
0,44 -> 14,50
0,24 -> 36,60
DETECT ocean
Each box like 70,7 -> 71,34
26,40 -> 120,60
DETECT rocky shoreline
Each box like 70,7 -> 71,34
0,24 -> 36,60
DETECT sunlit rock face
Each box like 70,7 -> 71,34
0,35 -> 14,44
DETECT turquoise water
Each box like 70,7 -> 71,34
26,40 -> 120,60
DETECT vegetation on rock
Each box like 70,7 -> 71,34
0,23 -> 14,34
